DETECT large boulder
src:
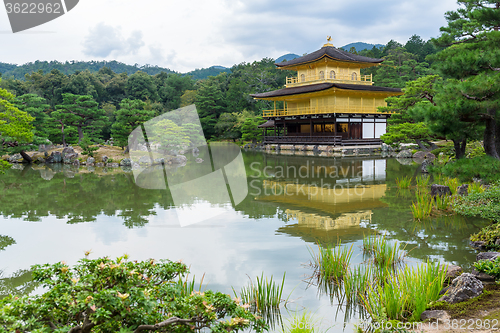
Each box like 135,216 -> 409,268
470,241 -> 488,251
457,184 -> 469,196
438,273 -> 483,304
477,252 -> 500,262
413,151 -> 427,159
86,157 -> 95,165
138,156 -> 152,165
102,155 -> 108,163
61,147 -> 75,157
63,153 -> 78,164
420,310 -> 450,323
396,149 -> 413,158
471,269 -> 496,283
442,264 -> 463,282
51,151 -> 62,163
119,158 -> 132,166
430,184 -> 451,197
8,154 -> 23,163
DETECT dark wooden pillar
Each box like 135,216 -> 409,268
310,117 -> 313,137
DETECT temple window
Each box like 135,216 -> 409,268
329,70 -> 336,79
319,71 -> 325,80
300,74 -> 306,82
352,72 -> 357,81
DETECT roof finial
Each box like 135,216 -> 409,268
324,36 -> 333,47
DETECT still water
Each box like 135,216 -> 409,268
0,150 -> 488,332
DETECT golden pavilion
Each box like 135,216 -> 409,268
251,40 -> 403,145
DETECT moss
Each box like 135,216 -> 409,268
470,223 -> 500,246
428,284 -> 500,319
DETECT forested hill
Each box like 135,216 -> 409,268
0,60 -> 177,79
184,66 -> 231,80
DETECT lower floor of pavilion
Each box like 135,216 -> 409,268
259,113 -> 389,146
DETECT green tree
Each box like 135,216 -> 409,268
126,71 -> 158,102
78,133 -> 99,157
52,93 -> 106,144
0,79 -> 35,169
14,93 -> 51,139
149,119 -> 189,150
241,117 -> 266,143
431,0 -> 500,159
0,256 -> 265,332
111,99 -> 154,149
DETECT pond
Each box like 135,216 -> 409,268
0,149 -> 489,332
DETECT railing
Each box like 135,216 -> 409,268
286,73 -> 373,87
263,135 -> 342,144
262,105 -> 389,117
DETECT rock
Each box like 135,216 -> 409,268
439,286 -> 450,295
470,241 -> 488,251
72,160 -> 80,167
471,269 -> 496,283
477,252 -> 500,262
438,273 -> 483,304
421,159 -> 433,173
138,156 -> 152,165
425,152 -> 436,159
51,151 -> 62,163
496,238 -> 500,246
87,166 -> 95,172
102,155 -> 108,163
420,310 -> 451,323
61,147 -> 75,157
95,163 -> 104,167
8,153 -> 23,163
195,158 -> 203,163
244,144 -> 251,149
381,143 -> 393,152
413,151 -> 427,159
169,155 -> 187,164
443,264 -> 463,282
430,184 -> 451,197
86,157 -> 95,164
457,184 -> 469,196
63,153 -> 78,164
87,163 -> 94,167
119,158 -> 132,166
397,149 -> 413,158
37,157 -> 46,163
192,147 -> 200,156
107,163 -> 119,168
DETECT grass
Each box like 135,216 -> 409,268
444,177 -> 460,195
411,190 -> 433,220
309,242 -> 353,284
362,235 -> 406,269
469,181 -> 485,194
361,261 -> 447,322
343,265 -> 373,304
395,176 -> 412,189
177,272 -> 206,297
434,193 -> 452,210
281,310 -> 332,333
415,175 -> 430,188
237,272 -> 285,313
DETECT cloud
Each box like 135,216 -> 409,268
82,22 -> 144,58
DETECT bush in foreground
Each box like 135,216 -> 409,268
0,255 -> 266,333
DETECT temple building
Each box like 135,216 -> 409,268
251,40 -> 403,145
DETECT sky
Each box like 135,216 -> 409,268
0,0 -> 460,73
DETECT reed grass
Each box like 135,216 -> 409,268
411,191 -> 433,220
415,175 -> 430,188
361,261 -> 447,322
177,272 -> 205,297
444,177 -> 460,195
396,176 -> 412,189
238,272 -> 285,313
281,310 -> 332,333
363,235 -> 406,269
434,193 -> 452,210
343,265 -> 373,304
309,242 -> 353,284
469,181 -> 485,194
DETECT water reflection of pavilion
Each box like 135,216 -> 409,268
286,209 -> 372,231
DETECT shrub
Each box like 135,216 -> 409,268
79,134 -> 99,158
474,257 -> 500,280
470,223 -> 500,247
0,255 -> 266,333
432,155 -> 500,183
453,184 -> 500,222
